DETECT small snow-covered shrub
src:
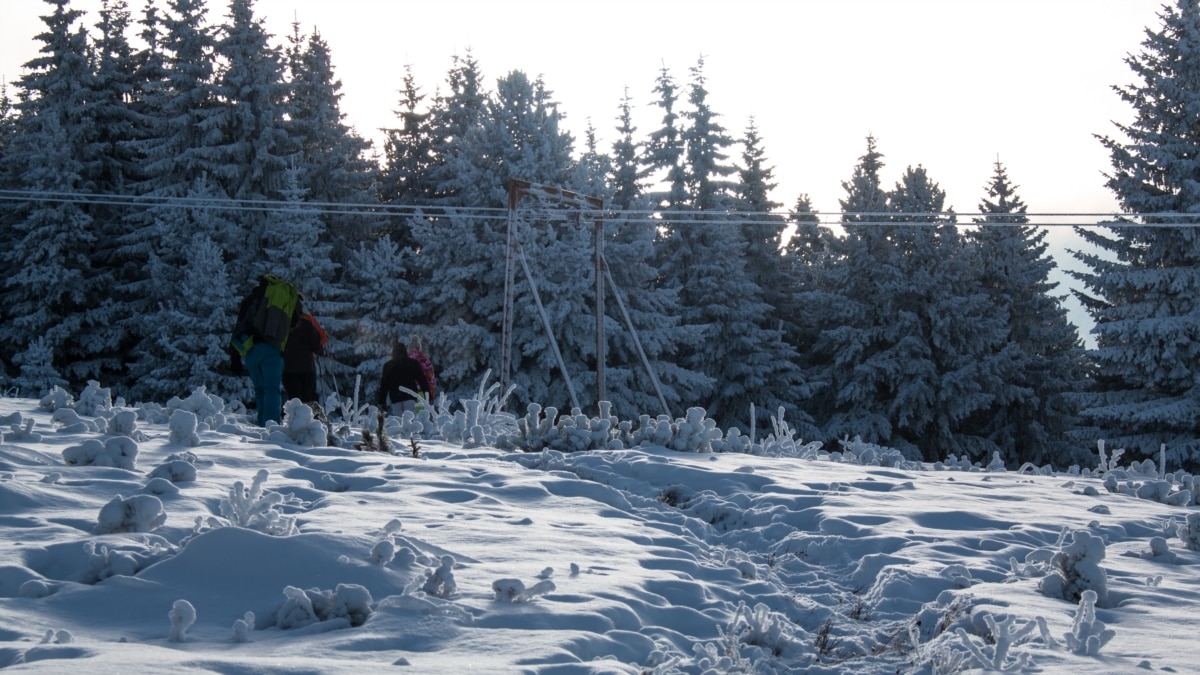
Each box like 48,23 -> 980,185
76,380 -> 113,417
502,403 -> 621,453
168,599 -> 196,642
105,409 -> 146,441
217,469 -> 300,536
165,386 -> 226,427
1063,589 -> 1115,656
233,611 -> 255,642
423,555 -> 458,598
835,436 -> 918,469
274,584 -> 372,629
268,399 -> 328,447
3,415 -> 42,443
39,385 -> 74,412
96,494 -> 166,533
953,613 -> 1041,672
369,539 -> 396,566
1039,530 -> 1109,606
168,409 -> 201,446
82,539 -> 141,581
149,459 -> 197,483
63,437 -> 139,470
491,576 -> 555,603
52,407 -> 102,434
1180,512 -> 1200,552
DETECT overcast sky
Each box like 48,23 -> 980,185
0,0 -> 1164,219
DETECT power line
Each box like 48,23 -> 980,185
0,188 -> 1191,228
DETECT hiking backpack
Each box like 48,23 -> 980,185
231,275 -> 300,356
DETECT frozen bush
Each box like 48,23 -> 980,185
274,584 -> 372,629
149,459 -> 197,483
76,380 -> 113,417
4,415 -> 42,443
168,409 -> 201,446
1180,512 -> 1200,552
81,539 -> 140,581
268,399 -> 328,447
165,386 -> 226,427
1064,590 -> 1115,655
954,613 -> 1039,672
63,437 -> 139,470
423,555 -> 458,598
96,494 -> 166,534
218,469 -> 299,536
105,409 -> 147,441
52,407 -> 102,434
491,576 -> 555,603
38,385 -> 74,412
168,599 -> 196,642
233,611 -> 255,643
1039,530 -> 1108,606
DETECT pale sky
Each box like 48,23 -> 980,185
0,0 -> 1162,217
0,0 -> 1169,341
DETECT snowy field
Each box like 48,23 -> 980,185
0,384 -> 1198,674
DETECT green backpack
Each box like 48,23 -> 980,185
231,275 -> 300,356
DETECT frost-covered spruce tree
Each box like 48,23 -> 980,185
207,0 -> 292,273
600,93 -> 705,419
380,64 -> 436,218
134,233 -> 246,404
802,136 -> 892,445
409,66 -> 585,408
649,59 -> 802,430
971,160 -> 1088,467
284,23 -> 379,250
812,145 -> 1012,461
882,166 -> 1013,462
340,234 -> 416,396
423,50 -> 489,208
256,166 -> 338,295
641,64 -> 689,212
0,0 -> 118,390
115,0 -> 223,342
1073,0 -> 1200,471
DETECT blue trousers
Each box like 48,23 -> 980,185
245,343 -> 284,426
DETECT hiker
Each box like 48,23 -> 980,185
229,274 -> 300,426
377,340 -> 431,416
283,300 -> 328,405
407,335 -> 437,403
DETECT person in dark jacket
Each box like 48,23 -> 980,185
377,340 -> 430,416
282,304 -> 328,405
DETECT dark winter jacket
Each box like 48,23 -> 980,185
377,347 -> 430,406
283,313 -> 327,375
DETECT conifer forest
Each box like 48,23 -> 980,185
3,0 -> 1200,471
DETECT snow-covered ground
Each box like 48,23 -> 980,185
0,385 -> 1197,673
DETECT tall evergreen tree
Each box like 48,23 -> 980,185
208,0 -> 291,271
648,60 -> 802,429
682,57 -> 737,211
284,23 -> 377,246
425,51 -> 488,207
810,141 -> 1011,460
1073,0 -> 1200,470
971,160 -> 1088,467
603,93 -> 704,418
0,0 -> 115,391
737,118 -> 790,329
381,64 -> 435,210
642,64 -> 688,212
609,89 -> 643,212
406,66 -> 586,408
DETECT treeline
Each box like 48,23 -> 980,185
1,0 -> 1197,471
